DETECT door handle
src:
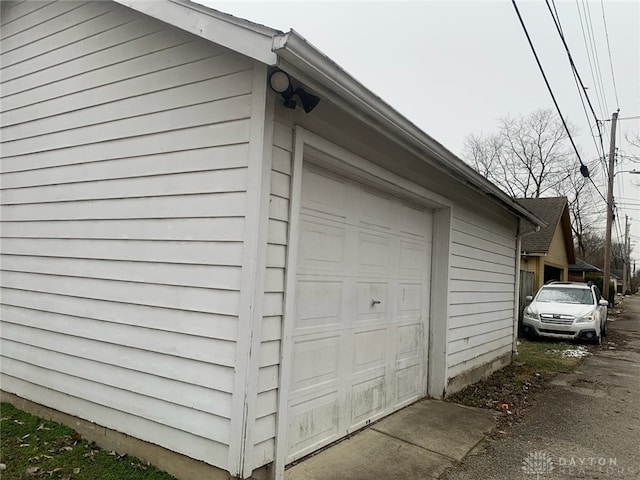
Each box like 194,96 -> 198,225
371,300 -> 381,307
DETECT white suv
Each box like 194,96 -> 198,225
522,282 -> 608,344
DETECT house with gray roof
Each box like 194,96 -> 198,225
516,197 -> 576,290
568,258 -> 602,281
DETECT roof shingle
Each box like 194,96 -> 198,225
515,197 -> 570,254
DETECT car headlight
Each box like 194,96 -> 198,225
575,313 -> 595,323
524,307 -> 537,319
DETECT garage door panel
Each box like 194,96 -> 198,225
396,323 -> 421,361
401,202 -> 432,238
395,365 -> 420,407
287,391 -> 340,456
400,240 -> 428,278
298,221 -> 346,274
290,334 -> 340,394
295,280 -> 343,331
353,328 -> 387,373
357,232 -> 392,276
359,188 -> 394,230
301,167 -> 348,219
397,283 -> 423,314
356,282 -> 388,319
350,376 -> 385,425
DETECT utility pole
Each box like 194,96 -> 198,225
602,110 -> 619,302
622,216 -> 630,294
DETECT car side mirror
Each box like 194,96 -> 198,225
599,299 -> 609,307
525,295 -> 533,302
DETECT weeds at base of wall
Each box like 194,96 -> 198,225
0,403 -> 176,480
446,338 -> 589,436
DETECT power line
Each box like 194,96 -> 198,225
589,177 -> 608,203
575,0 -> 606,119
548,0 -> 602,126
583,0 -> 610,115
583,157 -> 608,203
600,0 -> 620,108
510,0 -> 589,173
546,0 -> 606,162
584,153 -> 608,203
574,0 -> 613,193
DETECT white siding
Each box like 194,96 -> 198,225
251,112 -> 294,469
0,1 -> 255,470
447,204 -> 517,378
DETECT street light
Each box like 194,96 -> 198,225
613,169 -> 640,177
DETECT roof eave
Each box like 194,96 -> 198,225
272,32 -> 545,227
113,0 -> 279,65
112,1 -> 545,228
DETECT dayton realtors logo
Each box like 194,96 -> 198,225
522,451 -> 555,479
522,451 -> 636,477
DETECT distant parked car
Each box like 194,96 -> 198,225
522,282 -> 608,344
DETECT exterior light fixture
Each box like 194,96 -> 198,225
268,69 -> 320,113
268,70 -> 296,109
268,70 -> 291,94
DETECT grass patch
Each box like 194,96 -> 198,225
515,339 -> 589,374
0,403 -> 176,480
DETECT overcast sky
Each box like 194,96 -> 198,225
199,0 -> 639,265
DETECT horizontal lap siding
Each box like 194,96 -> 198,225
0,1 -> 254,469
252,114 -> 293,469
447,206 -> 517,378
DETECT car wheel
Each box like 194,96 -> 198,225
594,330 -> 602,345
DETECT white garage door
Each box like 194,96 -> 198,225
287,163 -> 433,462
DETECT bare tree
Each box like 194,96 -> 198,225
623,132 -> 640,169
463,109 -> 574,198
580,230 -> 630,271
463,108 -> 605,260
463,133 -> 504,184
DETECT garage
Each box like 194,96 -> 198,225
286,162 -> 433,461
0,3 -> 545,478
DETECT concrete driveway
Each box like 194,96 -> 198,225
285,398 -> 497,480
442,294 -> 640,480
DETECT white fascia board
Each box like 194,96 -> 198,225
272,31 -> 546,229
113,0 -> 279,65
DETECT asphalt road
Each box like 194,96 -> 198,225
441,295 -> 640,480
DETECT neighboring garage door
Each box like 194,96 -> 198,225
287,163 -> 433,462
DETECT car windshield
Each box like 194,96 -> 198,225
536,287 -> 594,305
